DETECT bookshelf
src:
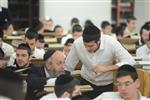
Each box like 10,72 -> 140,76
111,0 -> 135,27
8,0 -> 39,30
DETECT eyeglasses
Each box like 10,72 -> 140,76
114,81 -> 134,87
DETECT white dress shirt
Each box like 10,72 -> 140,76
65,34 -> 136,86
33,47 -> 45,58
1,42 -> 14,56
94,92 -> 150,100
40,93 -> 70,100
124,27 -> 137,36
61,34 -> 72,45
136,44 -> 150,61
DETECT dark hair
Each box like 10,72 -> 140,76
71,18 -> 79,26
37,34 -> 44,43
127,16 -> 137,23
54,25 -> 62,32
31,19 -> 44,32
17,43 -> 32,56
101,21 -> 110,29
64,38 -> 74,46
83,25 -> 100,42
0,69 -> 23,100
84,19 -> 94,28
139,22 -> 150,43
72,24 -> 82,33
25,28 -> 38,40
116,64 -> 138,81
2,21 -> 12,30
54,74 -> 79,98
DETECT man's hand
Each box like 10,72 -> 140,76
93,65 -> 108,74
93,65 -> 118,74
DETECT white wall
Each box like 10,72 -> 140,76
0,0 -> 8,8
135,0 -> 150,32
40,0 -> 111,32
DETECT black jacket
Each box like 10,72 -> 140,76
26,65 -> 47,100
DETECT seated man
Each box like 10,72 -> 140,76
6,43 -> 33,74
94,64 -> 150,100
0,37 -> 14,57
61,24 -> 82,45
26,48 -> 65,100
33,34 -> 45,58
123,16 -> 137,37
101,21 -> 116,39
8,28 -> 38,66
53,25 -> 63,38
40,74 -> 81,100
63,38 -> 74,57
136,32 -> 150,61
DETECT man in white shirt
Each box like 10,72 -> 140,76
94,64 -> 150,100
136,32 -> 150,61
8,29 -> 38,66
40,74 -> 81,100
0,37 -> 14,56
101,21 -> 117,39
33,34 -> 45,58
63,38 -> 74,57
65,25 -> 136,99
123,16 -> 137,37
61,24 -> 82,45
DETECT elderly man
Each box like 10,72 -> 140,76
26,48 -> 65,100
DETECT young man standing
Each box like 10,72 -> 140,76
65,25 -> 136,99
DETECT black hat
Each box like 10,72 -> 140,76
44,48 -> 56,61
0,48 -> 5,60
118,64 -> 136,73
83,25 -> 100,42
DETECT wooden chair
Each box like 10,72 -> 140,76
113,69 -> 150,97
137,69 -> 150,97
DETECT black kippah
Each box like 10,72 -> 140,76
83,25 -> 100,42
118,64 -> 136,73
55,74 -> 73,85
44,48 -> 56,61
64,38 -> 74,46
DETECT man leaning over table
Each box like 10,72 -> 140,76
64,25 -> 136,99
